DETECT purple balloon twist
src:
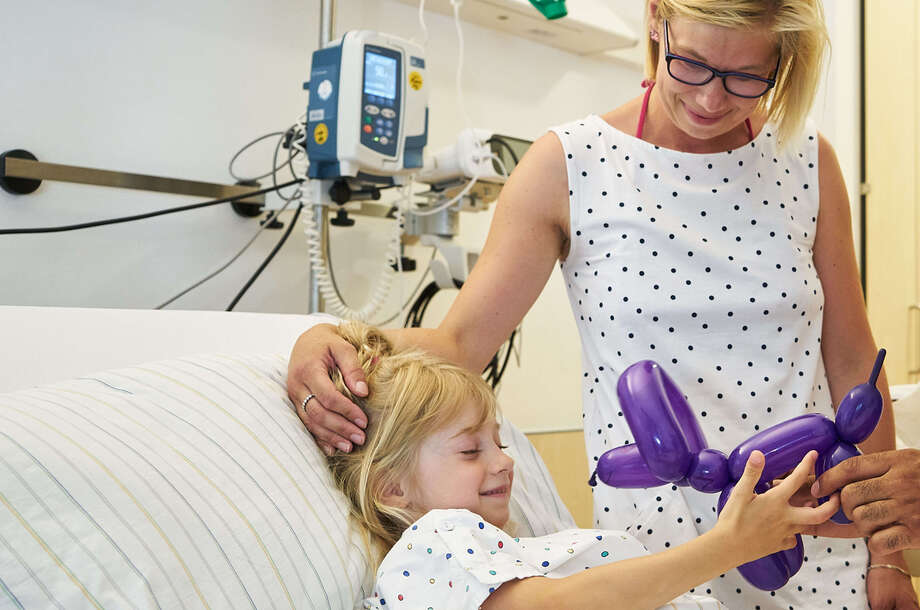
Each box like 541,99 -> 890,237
589,349 -> 886,591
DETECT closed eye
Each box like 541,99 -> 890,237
461,449 -> 481,455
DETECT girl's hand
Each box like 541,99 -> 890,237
716,450 -> 841,564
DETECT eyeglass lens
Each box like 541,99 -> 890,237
667,58 -> 772,97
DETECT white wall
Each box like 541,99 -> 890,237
811,0 -> 863,258
0,0 -> 860,432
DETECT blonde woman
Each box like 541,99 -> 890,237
327,322 -> 838,610
291,2 -> 915,606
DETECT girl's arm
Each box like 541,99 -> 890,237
288,132 -> 571,453
483,451 -> 839,610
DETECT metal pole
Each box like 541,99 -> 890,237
308,0 -> 336,313
320,0 -> 335,48
0,155 -> 265,204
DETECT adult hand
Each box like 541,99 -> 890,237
809,449 -> 920,554
867,564 -> 919,610
287,323 -> 369,455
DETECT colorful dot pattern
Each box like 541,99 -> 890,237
550,115 -> 869,608
364,509 -> 724,609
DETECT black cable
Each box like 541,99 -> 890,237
372,248 -> 438,326
403,278 -> 517,388
404,281 -> 440,328
155,125 -> 305,309
0,179 -> 303,235
226,201 -> 304,311
493,329 -> 517,384
155,198 -> 296,310
272,126 -> 304,202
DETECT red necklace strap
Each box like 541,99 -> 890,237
636,81 -> 655,139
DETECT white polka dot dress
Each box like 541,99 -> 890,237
550,114 -> 868,609
365,509 -> 725,609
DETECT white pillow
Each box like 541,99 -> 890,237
0,353 -> 573,609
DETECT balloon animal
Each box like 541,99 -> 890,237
589,349 -> 886,591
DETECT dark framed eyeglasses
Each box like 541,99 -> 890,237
662,18 -> 781,99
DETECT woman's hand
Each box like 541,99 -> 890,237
867,565 -> 919,609
717,451 -> 840,564
287,323 -> 369,455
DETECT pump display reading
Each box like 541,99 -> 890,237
361,47 -> 401,156
364,51 -> 397,101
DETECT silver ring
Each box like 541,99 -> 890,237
301,393 -> 316,410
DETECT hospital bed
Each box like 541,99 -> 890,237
0,306 -> 575,609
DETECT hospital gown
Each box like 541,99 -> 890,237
364,508 -> 726,609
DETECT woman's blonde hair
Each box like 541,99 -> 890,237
326,321 -> 499,566
645,0 -> 829,144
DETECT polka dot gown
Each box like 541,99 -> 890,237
365,508 -> 725,609
550,114 -> 868,609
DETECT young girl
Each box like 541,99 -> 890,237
323,322 -> 839,609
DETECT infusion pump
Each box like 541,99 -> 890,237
306,31 -> 428,184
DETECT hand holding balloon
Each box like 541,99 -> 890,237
714,450 -> 841,588
590,349 -> 887,590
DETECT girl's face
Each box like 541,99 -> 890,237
403,404 -> 514,528
652,15 -> 778,143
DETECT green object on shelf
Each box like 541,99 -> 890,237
528,0 -> 567,20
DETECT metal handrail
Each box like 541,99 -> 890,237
1,153 -> 265,205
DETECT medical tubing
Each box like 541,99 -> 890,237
408,174 -> 478,217
229,130 -> 287,182
450,0 -> 474,132
418,0 -> 430,51
291,103 -> 407,321
302,201 -> 405,321
226,201 -> 304,311
0,179 -> 302,235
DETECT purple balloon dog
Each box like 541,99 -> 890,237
589,349 -> 886,591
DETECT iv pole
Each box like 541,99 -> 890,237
308,0 -> 336,313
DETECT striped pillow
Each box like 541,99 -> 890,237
0,353 -> 573,609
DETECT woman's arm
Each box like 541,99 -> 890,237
812,133 -> 915,605
390,129 -> 574,369
288,132 -> 571,454
484,452 -> 838,610
813,134 -> 894,461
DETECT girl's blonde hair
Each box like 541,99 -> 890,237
326,321 -> 499,566
645,0 -> 829,145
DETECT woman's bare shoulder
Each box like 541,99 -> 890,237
599,95 -> 644,135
